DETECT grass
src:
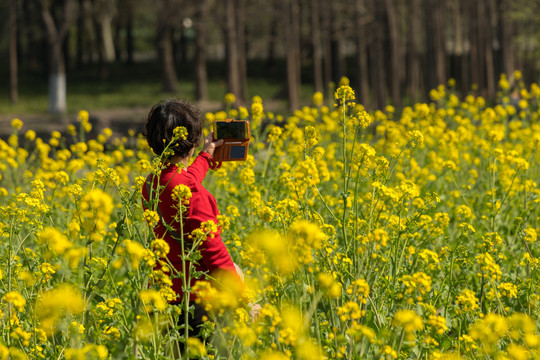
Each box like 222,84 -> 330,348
0,61 -> 316,116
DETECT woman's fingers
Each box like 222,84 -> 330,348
205,131 -> 215,144
202,131 -> 224,156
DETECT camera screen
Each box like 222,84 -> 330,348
215,121 -> 246,139
229,146 -> 246,159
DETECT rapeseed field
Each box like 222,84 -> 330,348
0,74 -> 539,359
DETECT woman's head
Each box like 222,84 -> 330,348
145,99 -> 203,158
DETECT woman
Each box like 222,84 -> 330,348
141,99 -> 243,343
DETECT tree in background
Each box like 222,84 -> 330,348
354,0 -> 370,107
39,0 -> 75,113
284,0 -> 301,111
310,0 -> 323,93
424,0 -> 446,96
224,0 -> 244,103
157,0 -> 179,93
92,0 -> 117,79
194,0 -> 209,101
407,0 -> 423,103
9,0 -> 18,105
236,0 -> 248,102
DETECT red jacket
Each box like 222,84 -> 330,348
142,152 -> 239,302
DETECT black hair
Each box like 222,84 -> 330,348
144,99 -> 203,158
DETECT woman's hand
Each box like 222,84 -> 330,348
201,131 -> 224,157
248,303 -> 262,322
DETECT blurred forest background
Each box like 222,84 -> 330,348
1,0 -> 540,116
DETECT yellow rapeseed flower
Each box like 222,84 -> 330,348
455,289 -> 479,313
186,337 -> 207,358
172,126 -> 188,141
239,167 -> 255,186
11,118 -> 23,130
313,92 -> 323,107
78,189 -> 114,242
77,110 -> 89,122
123,240 -> 155,268
38,227 -> 72,255
25,129 -> 36,141
224,93 -> 236,104
334,85 -> 355,107
317,273 -> 342,299
337,301 -> 363,321
151,238 -> 170,257
469,313 -> 508,354
171,184 -> 192,207
392,309 -> 424,340
139,289 -> 167,312
143,209 -> 160,227
427,315 -> 448,335
36,284 -> 85,336
522,228 -> 537,243
3,291 -> 26,312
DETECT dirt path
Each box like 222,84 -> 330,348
0,99 -> 285,140
0,107 -> 149,140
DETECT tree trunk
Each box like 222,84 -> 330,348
48,41 -> 67,113
452,0 -> 467,95
424,0 -> 434,92
76,0 -> 84,67
424,0 -> 446,92
434,0 -> 446,87
384,0 -> 401,107
371,0 -> 387,109
126,0 -> 134,65
476,0 -> 487,96
285,0 -> 301,111
194,0 -> 209,101
330,1 -> 343,82
355,0 -> 370,107
407,0 -> 422,102
100,13 -> 115,62
225,0 -> 242,101
41,0 -> 74,114
457,0 -> 469,96
237,0 -> 248,101
10,0 -> 18,105
469,0 -> 480,92
311,0 -> 323,93
321,0 -> 332,94
498,0 -> 514,77
266,11 -> 278,72
81,0 -> 98,63
93,0 -> 116,80
22,0 -> 39,70
158,23 -> 178,93
96,19 -> 109,79
482,0 -> 495,99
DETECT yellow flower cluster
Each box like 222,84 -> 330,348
455,289 -> 479,313
3,291 -> 26,312
392,309 -> 424,340
171,183 -> 192,206
172,126 -> 188,141
36,284 -> 85,336
139,289 -> 167,312
77,189 -> 114,242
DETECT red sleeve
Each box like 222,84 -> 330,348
184,152 -> 211,184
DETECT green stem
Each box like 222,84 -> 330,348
261,141 -> 273,179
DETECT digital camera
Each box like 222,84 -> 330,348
212,119 -> 250,162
